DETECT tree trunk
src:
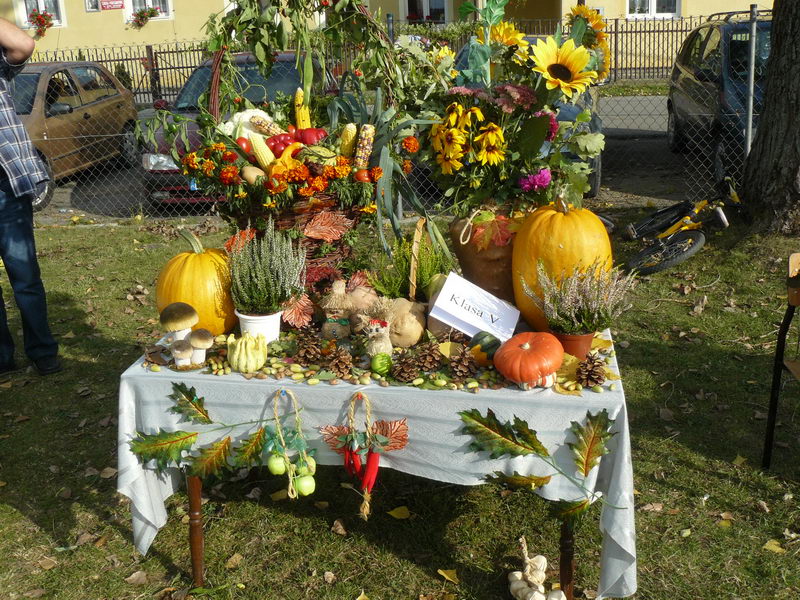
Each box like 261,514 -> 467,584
743,0 -> 800,233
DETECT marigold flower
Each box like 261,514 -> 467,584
298,185 -> 315,197
336,156 -> 351,167
402,159 -> 413,174
263,200 -> 277,209
334,165 -> 350,179
265,175 -> 287,195
401,136 -> 420,153
222,151 -> 238,163
181,152 -> 199,171
358,203 -> 378,214
219,165 -> 240,185
202,160 -> 216,176
223,228 -> 256,253
310,176 -> 329,192
210,142 -> 226,153
369,166 -> 383,182
286,164 -> 311,183
322,165 -> 337,179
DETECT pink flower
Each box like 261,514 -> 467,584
447,86 -> 476,96
535,110 -> 559,142
494,84 -> 536,110
519,168 -> 552,193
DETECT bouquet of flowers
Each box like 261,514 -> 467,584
131,7 -> 159,28
28,9 -> 53,37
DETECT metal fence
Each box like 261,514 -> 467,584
15,12 -> 765,221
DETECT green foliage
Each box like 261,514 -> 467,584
568,409 -> 616,477
189,436 -> 233,478
113,63 -> 133,91
551,498 -> 593,524
458,408 -> 549,459
168,382 -> 212,425
394,21 -> 474,45
129,430 -> 198,470
368,233 -> 454,300
227,219 -> 306,315
486,471 -> 552,489
233,427 -> 269,467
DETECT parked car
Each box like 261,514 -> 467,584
140,52 -> 333,204
10,61 -> 139,211
453,37 -> 604,197
667,11 -> 772,179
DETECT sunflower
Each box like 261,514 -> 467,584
569,5 -> 606,32
596,39 -> 611,81
476,143 -> 505,166
473,122 -> 504,147
442,128 -> 467,156
430,45 -> 455,64
477,21 -> 529,50
436,152 -> 463,175
531,37 -> 597,98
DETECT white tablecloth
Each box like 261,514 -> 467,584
117,339 -> 636,599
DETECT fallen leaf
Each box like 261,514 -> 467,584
270,489 -> 288,502
732,455 -> 747,466
0,481 -> 6,488
437,569 -> 459,584
438,341 -> 463,358
245,487 -> 262,500
323,571 -> 336,584
757,500 -> 770,513
331,519 -> 347,536
717,519 -> 732,528
387,506 -> 411,519
62,331 -> 76,339
0,381 -> 11,390
22,590 -> 46,598
84,467 -> 100,477
124,570 -> 148,585
356,591 -> 369,600
554,382 -> 582,396
100,467 -> 117,479
93,535 -> 109,548
225,553 -> 243,569
76,532 -> 96,546
640,502 -> 663,512
14,415 -> 30,423
659,408 -> 674,422
680,528 -> 692,538
37,557 -> 57,570
763,539 -> 786,554
754,411 -> 768,420
719,511 -> 735,521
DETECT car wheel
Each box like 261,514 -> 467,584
31,154 -> 55,212
667,106 -> 685,153
586,153 -> 602,198
120,122 -> 139,167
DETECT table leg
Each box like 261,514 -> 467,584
187,474 -> 205,588
559,521 -> 575,600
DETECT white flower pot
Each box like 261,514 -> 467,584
235,310 -> 282,342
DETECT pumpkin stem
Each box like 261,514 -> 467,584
554,194 -> 569,214
520,342 -> 531,350
179,228 -> 205,254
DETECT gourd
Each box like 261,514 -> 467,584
493,332 -> 564,390
512,200 -> 612,331
156,229 -> 236,336
468,331 -> 501,367
227,332 -> 269,373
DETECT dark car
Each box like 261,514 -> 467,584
10,61 -> 139,210
667,11 -> 772,179
139,52 -> 332,204
453,36 -> 604,197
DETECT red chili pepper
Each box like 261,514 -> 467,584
352,450 -> 363,477
361,448 -> 380,493
343,447 -> 354,476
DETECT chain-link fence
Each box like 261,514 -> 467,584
13,11 -> 767,220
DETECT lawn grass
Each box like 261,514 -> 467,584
599,80 -> 670,97
0,215 -> 799,599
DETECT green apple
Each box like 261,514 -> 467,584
295,475 -> 316,496
297,455 -> 316,476
267,453 -> 286,476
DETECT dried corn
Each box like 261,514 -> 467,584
250,115 -> 284,136
353,124 -> 375,169
339,123 -> 358,157
250,134 -> 275,170
294,87 -> 311,129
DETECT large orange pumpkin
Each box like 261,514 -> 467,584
155,229 -> 236,336
512,201 -> 612,331
493,332 -> 564,390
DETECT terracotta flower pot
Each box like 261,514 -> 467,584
449,217 -> 515,302
551,331 -> 595,360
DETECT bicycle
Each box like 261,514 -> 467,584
623,177 -> 742,275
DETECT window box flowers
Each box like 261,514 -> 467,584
28,9 -> 54,38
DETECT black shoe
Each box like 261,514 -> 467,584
33,356 -> 62,376
0,362 -> 19,377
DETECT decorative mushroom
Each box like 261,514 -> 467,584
160,302 -> 199,342
188,328 -> 214,364
545,591 -> 566,600
170,339 -> 194,367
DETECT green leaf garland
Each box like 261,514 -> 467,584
458,408 -> 548,459
168,382 -> 213,424
129,430 -> 198,470
487,471 -> 552,490
190,436 -> 233,478
568,409 -> 617,477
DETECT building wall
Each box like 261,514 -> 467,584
2,0 -> 224,53
576,0 -> 772,19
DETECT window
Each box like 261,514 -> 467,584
72,66 -> 119,102
679,30 -> 705,68
10,73 -> 40,115
85,0 -> 99,11
45,71 -> 82,113
699,28 -> 722,74
627,0 -> 678,18
132,0 -> 169,16
23,0 -> 63,24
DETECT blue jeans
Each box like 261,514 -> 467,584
0,177 -> 57,366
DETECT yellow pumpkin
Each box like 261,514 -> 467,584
155,229 -> 237,336
512,201 -> 612,331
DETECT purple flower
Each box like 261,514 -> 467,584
518,168 -> 552,193
535,110 -> 559,142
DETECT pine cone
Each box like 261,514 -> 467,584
449,331 -> 470,345
390,356 -> 420,383
414,341 -> 443,372
576,352 -> 606,387
449,346 -> 478,381
294,330 -> 322,366
327,347 -> 353,378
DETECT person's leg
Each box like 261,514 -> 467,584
0,276 -> 16,370
0,178 -> 58,370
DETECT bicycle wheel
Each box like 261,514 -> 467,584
626,230 -> 706,275
623,200 -> 694,240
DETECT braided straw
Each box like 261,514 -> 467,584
273,388 -> 305,500
459,208 -> 482,246
349,392 -> 375,521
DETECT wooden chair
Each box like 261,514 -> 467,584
762,253 -> 800,469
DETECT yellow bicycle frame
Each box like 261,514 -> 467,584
654,178 -> 741,240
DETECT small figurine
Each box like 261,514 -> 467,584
389,298 -> 426,348
364,297 -> 394,357
319,280 -> 354,341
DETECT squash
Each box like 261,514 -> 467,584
155,229 -> 237,336
468,331 -> 501,367
493,332 -> 564,390
512,200 -> 612,331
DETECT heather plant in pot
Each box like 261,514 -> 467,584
523,261 -> 635,359
227,219 -> 306,341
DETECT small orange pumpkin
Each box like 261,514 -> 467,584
155,229 -> 236,336
493,332 -> 564,390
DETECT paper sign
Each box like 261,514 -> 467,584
101,0 -> 124,9
428,272 -> 520,341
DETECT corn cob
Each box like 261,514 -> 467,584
339,123 -> 357,157
353,124 -> 375,170
294,87 -> 311,130
250,134 -> 275,170
250,115 -> 285,136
